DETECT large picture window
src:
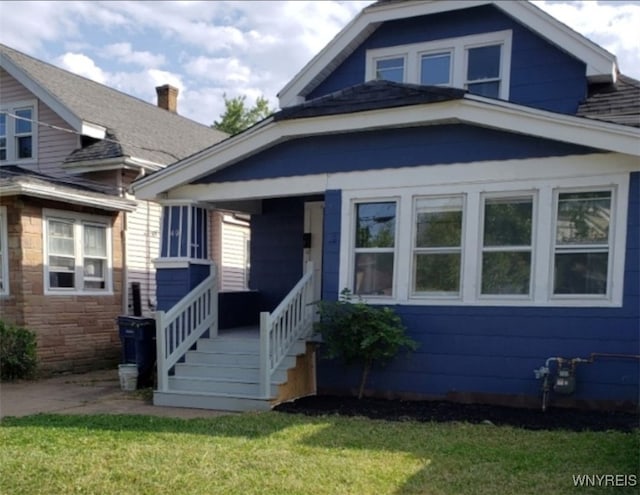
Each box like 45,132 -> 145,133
353,201 -> 396,297
553,190 -> 611,296
480,195 -> 534,296
0,101 -> 36,162
412,196 -> 463,296
45,211 -> 111,294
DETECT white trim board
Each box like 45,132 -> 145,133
134,96 -> 640,201
163,153 -> 639,204
278,0 -> 617,107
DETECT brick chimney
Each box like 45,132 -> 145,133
156,84 -> 178,113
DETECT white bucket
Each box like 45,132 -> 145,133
118,364 -> 138,391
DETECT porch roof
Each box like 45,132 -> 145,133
0,166 -> 136,212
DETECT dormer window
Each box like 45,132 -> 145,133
367,30 -> 512,99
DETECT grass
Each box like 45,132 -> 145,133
1,412 -> 638,495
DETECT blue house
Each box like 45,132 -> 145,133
134,0 -> 639,412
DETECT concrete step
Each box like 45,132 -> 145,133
154,390 -> 272,412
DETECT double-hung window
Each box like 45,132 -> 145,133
553,190 -> 611,296
0,101 -> 36,162
353,201 -> 397,297
412,196 -> 463,296
367,30 -> 512,99
45,211 -> 111,293
480,195 -> 534,296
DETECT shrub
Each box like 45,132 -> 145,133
0,320 -> 38,381
314,289 -> 419,399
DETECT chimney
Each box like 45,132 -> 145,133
156,84 -> 178,113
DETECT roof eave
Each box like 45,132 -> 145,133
0,182 -> 136,212
133,96 -> 639,201
63,156 -> 164,175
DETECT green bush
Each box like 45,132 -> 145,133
0,320 -> 38,381
314,289 -> 419,399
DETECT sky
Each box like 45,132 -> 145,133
0,1 -> 638,127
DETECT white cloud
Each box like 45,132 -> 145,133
184,56 -> 251,84
56,52 -> 107,84
102,43 -> 166,68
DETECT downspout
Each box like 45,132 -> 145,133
118,169 -> 128,315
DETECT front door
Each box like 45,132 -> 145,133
303,201 -> 324,303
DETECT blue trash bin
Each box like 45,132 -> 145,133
117,316 -> 156,388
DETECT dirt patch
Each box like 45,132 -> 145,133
274,395 -> 639,432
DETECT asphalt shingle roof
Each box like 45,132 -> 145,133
0,43 -> 228,166
275,80 -> 466,121
0,165 -> 120,196
577,74 -> 640,128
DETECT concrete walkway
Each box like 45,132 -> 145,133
0,368 -> 232,419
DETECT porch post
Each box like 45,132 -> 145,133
259,311 -> 271,398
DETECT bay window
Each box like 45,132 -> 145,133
45,211 -> 112,293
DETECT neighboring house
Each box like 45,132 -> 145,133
134,0 -> 639,412
0,43 -> 238,373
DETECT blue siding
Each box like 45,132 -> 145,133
317,174 -> 640,405
156,264 -> 210,311
322,190 -> 342,302
308,4 -> 587,114
249,196 -> 322,312
196,125 -> 599,183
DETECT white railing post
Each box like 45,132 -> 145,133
259,311 -> 271,398
155,310 -> 167,392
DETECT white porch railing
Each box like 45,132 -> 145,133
259,261 -> 315,398
155,268 -> 218,392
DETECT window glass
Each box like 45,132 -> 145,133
375,57 -> 404,83
554,191 -> 611,295
356,202 -> 396,248
15,109 -> 32,134
481,197 -> 533,295
467,45 -> 500,80
354,202 -> 396,296
420,52 -> 451,86
466,45 -> 501,98
413,196 -> 463,295
0,211 -> 4,292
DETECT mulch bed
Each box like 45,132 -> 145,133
274,395 -> 640,432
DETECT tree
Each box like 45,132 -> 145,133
212,94 -> 274,135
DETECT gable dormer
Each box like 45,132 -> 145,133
278,0 -> 618,115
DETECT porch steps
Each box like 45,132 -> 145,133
153,333 -> 308,412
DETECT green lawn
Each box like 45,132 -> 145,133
1,412 -> 638,495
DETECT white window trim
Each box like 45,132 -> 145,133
43,209 -> 113,296
0,206 -> 8,296
340,173 -> 629,308
366,30 -> 513,99
0,99 -> 38,164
